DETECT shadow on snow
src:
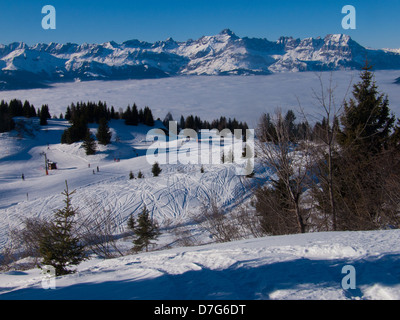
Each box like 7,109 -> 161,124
1,252 -> 399,300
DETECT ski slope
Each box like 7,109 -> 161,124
1,116 -> 400,300
0,117 -> 249,249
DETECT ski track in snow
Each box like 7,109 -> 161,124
0,118 -> 246,248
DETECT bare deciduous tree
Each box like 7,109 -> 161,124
255,109 -> 313,234
77,198 -> 124,258
308,73 -> 351,231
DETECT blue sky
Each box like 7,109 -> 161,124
0,0 -> 399,48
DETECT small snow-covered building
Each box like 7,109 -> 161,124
47,160 -> 57,170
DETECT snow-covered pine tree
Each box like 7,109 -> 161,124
96,118 -> 112,145
39,181 -> 86,275
151,162 -> 162,177
127,214 -> 136,231
337,62 -> 395,156
39,104 -> 51,126
82,128 -> 97,155
143,106 -> 154,126
132,206 -> 160,252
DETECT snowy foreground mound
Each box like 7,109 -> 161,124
1,229 -> 400,300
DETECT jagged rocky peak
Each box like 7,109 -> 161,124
102,41 -> 119,49
1,30 -> 400,90
297,37 -> 324,48
220,28 -> 233,35
218,29 -> 239,39
277,36 -> 300,50
162,37 -> 179,48
324,33 -> 352,45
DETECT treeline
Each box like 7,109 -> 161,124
61,101 -> 113,145
123,103 -> 154,126
2,97 -> 249,146
163,112 -> 249,132
0,99 -> 51,132
257,109 -> 310,142
258,109 -> 352,144
63,101 -> 155,127
61,101 -> 155,144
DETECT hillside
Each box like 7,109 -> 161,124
0,117 -> 250,249
1,117 -> 400,300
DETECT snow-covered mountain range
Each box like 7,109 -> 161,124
1,29 -> 400,89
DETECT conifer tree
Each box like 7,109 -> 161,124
65,106 -> 72,121
123,105 -> 133,125
131,103 -> 139,125
82,128 -> 97,155
337,63 -> 395,156
39,181 -> 86,275
23,100 -> 31,118
30,105 -> 37,118
179,115 -> 185,130
40,105 -> 51,126
61,115 -> 88,144
284,109 -> 297,142
127,214 -> 136,231
110,106 -> 116,119
328,63 -> 397,230
0,101 -> 15,133
143,106 -> 154,126
96,118 -> 112,145
132,206 -> 160,252
163,112 -> 174,127
9,99 -> 23,117
138,108 -> 144,123
151,162 -> 162,177
185,115 -> 195,131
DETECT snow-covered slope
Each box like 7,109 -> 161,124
2,30 -> 400,89
1,229 -> 400,300
0,118 -> 248,249
1,117 -> 400,300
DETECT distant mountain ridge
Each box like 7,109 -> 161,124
1,29 -> 400,90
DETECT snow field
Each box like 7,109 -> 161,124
0,118 -> 249,250
1,230 -> 400,299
